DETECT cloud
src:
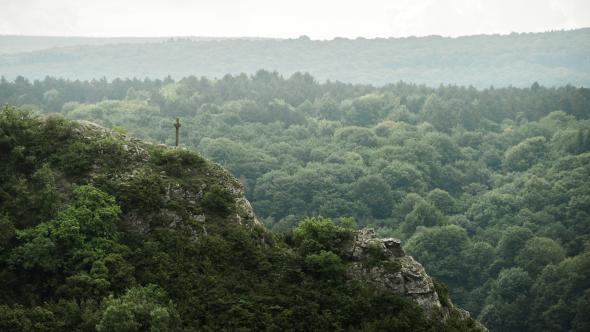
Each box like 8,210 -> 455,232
0,0 -> 589,38
0,0 -> 79,35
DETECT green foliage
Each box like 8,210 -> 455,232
335,126 -> 378,147
202,184 -> 233,215
401,201 -> 447,236
427,188 -> 457,214
516,237 -> 566,276
9,185 -> 121,273
496,226 -> 534,263
494,268 -> 532,302
0,215 -> 15,250
2,67 -> 590,331
96,285 -> 178,332
352,175 -> 393,219
109,169 -> 164,213
362,240 -> 404,273
406,225 -> 469,287
0,108 -> 483,331
291,217 -> 354,256
303,250 -> 346,280
365,240 -> 388,263
337,217 -> 358,230
463,241 -> 495,287
503,136 -> 547,172
67,185 -> 121,239
0,304 -> 60,331
58,141 -> 96,175
151,147 -> 205,177
381,260 -> 402,274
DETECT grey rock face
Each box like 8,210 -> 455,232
346,229 -> 445,318
346,228 -> 482,328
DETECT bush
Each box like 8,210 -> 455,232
304,250 -> 346,279
97,285 -> 178,332
58,141 -> 95,176
202,184 -> 233,215
152,148 -> 205,177
106,170 -> 164,214
291,217 -> 354,256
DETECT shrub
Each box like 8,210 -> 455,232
291,217 -> 354,256
304,250 -> 346,279
152,148 -> 205,177
202,184 -> 233,216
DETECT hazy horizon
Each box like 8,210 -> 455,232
2,0 -> 590,40
1,27 -> 589,40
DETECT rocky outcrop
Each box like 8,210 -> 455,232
347,229 -> 485,329
74,120 -> 482,328
74,120 -> 264,241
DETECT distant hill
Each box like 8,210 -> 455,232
0,29 -> 589,87
0,35 -> 266,55
0,36 -> 168,54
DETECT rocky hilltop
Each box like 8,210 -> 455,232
78,119 -> 485,329
79,121 -> 480,320
0,108 -> 485,330
76,120 -> 483,328
75,120 -> 265,238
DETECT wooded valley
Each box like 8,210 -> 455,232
1,72 -> 589,331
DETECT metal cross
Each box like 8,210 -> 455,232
174,118 -> 181,147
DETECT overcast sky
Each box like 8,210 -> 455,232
1,0 -> 589,39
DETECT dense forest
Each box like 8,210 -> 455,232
1,72 -> 589,331
0,106 -> 483,331
1,28 -> 589,87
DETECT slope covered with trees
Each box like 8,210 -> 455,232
1,73 -> 589,331
1,28 -> 589,87
0,107 -> 485,331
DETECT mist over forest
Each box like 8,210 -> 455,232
1,29 -> 589,87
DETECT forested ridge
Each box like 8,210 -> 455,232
1,72 -> 589,331
0,106 -> 486,331
1,28 -> 589,87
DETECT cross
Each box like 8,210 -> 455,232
174,118 -> 181,147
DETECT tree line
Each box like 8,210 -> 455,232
1,28 -> 589,87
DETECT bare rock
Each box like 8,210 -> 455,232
346,228 -> 486,330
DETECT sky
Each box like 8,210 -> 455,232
1,0 -> 589,39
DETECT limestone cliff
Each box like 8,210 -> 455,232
347,229 -> 487,330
